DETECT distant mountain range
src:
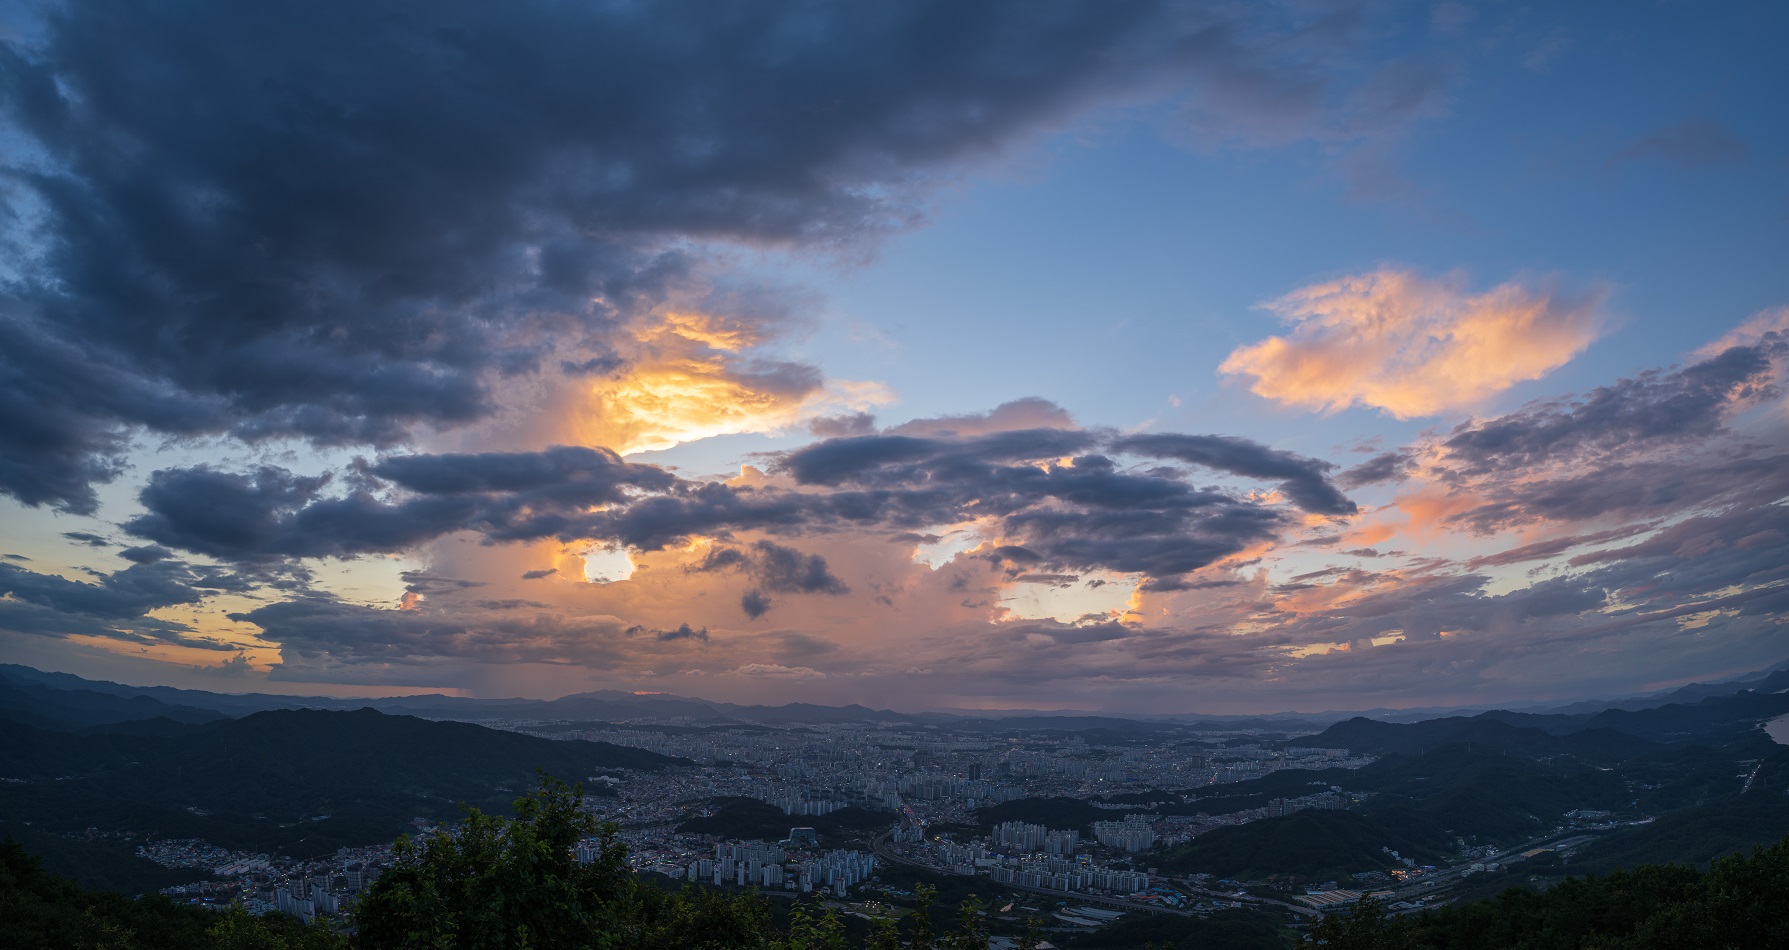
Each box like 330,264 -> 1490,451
5,659 -> 1785,732
1291,666 -> 1789,756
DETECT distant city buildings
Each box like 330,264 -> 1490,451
140,716 -> 1385,922
1091,815 -> 1155,853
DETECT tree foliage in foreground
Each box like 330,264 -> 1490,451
0,836 -> 340,950
1310,834 -> 1789,950
354,775 -> 984,949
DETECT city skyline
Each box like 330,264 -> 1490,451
2,0 -> 1787,713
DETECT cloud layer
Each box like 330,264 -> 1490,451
0,0 -> 1343,515
0,1 -> 1782,712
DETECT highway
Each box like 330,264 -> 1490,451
869,824 -> 1617,925
1374,827 -> 1610,912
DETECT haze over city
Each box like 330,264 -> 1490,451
2,0 -> 1786,714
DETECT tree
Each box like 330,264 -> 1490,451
907,884 -> 938,950
208,907 -> 344,950
781,900 -> 848,950
355,774 -> 777,949
864,915 -> 900,950
1308,898 -> 1415,950
942,895 -> 988,950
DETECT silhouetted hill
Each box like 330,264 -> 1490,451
1296,683 -> 1789,758
1,825 -> 207,895
1159,808 -> 1441,881
0,673 -> 228,730
0,708 -> 682,858
1580,687 -> 1789,743
0,664 -> 330,717
1325,834 -> 1789,949
1158,744 -> 1635,882
1353,744 -> 1629,842
1539,747 -> 1789,875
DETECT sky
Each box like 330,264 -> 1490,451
1,0 -> 1786,714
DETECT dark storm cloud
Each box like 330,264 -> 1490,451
780,429 -> 1101,486
1445,453 -> 1789,536
230,594 -> 630,669
692,539 -> 850,618
125,420 -> 1332,588
372,446 -> 672,498
124,447 -> 673,561
740,590 -> 774,621
399,571 -> 485,597
1443,344 -> 1777,475
1110,433 -> 1358,515
1565,492 -> 1789,589
1003,500 -> 1283,578
627,623 -> 709,643
0,0 -> 1259,513
125,465 -> 475,561
0,559 -> 202,619
749,542 -> 851,596
0,559 -> 234,649
1337,450 -> 1414,489
189,652 -> 254,678
770,427 -> 1317,578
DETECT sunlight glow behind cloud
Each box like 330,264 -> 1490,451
575,311 -> 892,454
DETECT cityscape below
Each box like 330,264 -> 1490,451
4,659 -> 1786,947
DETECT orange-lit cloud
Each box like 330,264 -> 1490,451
573,310 -> 891,454
1220,269 -> 1603,418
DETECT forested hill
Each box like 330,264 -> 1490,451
0,708 -> 680,859
1294,672 -> 1789,756
1313,835 -> 1789,950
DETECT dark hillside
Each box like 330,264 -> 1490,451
1158,744 -> 1633,882
0,673 -> 227,730
1158,808 -> 1442,881
0,709 -> 681,858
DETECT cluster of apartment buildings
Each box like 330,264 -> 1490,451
668,840 -> 877,896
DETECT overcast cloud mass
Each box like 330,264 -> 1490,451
0,0 -> 1785,712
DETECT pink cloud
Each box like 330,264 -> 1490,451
1220,269 -> 1604,418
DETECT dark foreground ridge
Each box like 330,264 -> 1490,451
7,777 -> 1789,950
0,705 -> 680,865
